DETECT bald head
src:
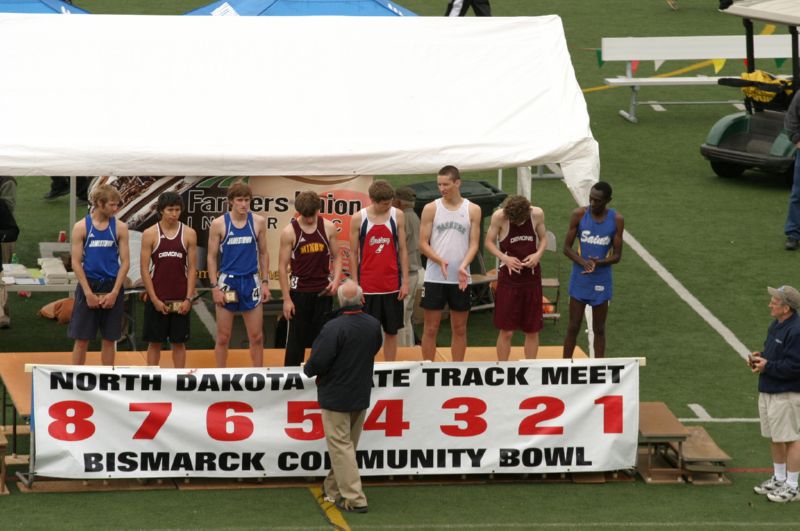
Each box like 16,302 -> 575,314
338,280 -> 363,307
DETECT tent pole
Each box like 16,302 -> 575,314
69,176 -> 76,243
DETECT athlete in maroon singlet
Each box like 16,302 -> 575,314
279,191 -> 342,366
140,192 -> 197,368
485,195 -> 547,360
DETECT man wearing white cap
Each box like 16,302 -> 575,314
750,285 -> 800,503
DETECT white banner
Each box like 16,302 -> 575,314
32,360 -> 639,479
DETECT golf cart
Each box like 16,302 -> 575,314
700,0 -> 800,180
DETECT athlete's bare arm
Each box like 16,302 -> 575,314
71,219 -> 101,309
181,226 -> 198,315
255,215 -> 271,303
324,218 -> 343,294
563,207 -> 592,273
418,202 -> 447,279
484,209 -> 522,274
207,215 -> 226,306
457,202 -> 481,290
348,211 -> 362,285
140,225 -> 167,314
104,221 -> 129,309
522,206 -> 547,269
278,223 -> 296,320
395,209 -> 410,300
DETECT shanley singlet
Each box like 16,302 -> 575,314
150,222 -> 188,301
498,214 -> 541,287
290,217 -> 331,292
569,208 -> 617,300
424,198 -> 472,285
358,207 -> 400,294
83,214 -> 120,281
220,212 -> 258,276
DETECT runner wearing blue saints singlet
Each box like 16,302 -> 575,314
207,182 -> 270,367
562,182 -> 624,359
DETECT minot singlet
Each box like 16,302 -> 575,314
290,217 -> 331,292
424,198 -> 472,285
498,214 -> 541,287
569,208 -> 617,302
220,212 -> 258,276
83,215 -> 119,281
358,207 -> 400,294
150,222 -> 188,300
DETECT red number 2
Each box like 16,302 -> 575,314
518,396 -> 564,435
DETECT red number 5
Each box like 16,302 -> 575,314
285,401 -> 324,440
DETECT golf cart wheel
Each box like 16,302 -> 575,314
710,161 -> 745,178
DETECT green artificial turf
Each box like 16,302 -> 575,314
2,1 -> 798,529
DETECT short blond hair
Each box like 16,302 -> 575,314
90,184 -> 122,207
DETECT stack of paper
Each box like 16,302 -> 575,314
38,258 -> 68,285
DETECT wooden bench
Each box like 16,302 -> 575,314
601,34 -> 795,122
668,426 -> 732,485
637,401 -> 689,483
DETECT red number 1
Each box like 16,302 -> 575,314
594,395 -> 623,433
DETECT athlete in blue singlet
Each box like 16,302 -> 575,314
68,184 -> 130,366
207,182 -> 270,367
562,182 -> 624,359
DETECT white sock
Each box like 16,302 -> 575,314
775,463 -> 787,481
787,471 -> 799,489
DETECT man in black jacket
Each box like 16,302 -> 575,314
750,285 -> 800,502
304,280 -> 382,514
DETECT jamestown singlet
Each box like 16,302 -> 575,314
220,212 -> 259,276
150,222 -> 188,300
358,207 -> 400,294
83,214 -> 119,281
290,217 -> 331,292
424,198 -> 472,285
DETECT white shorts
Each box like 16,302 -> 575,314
758,392 -> 800,442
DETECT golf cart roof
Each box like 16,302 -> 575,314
724,0 -> 800,26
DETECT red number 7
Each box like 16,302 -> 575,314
129,402 -> 172,440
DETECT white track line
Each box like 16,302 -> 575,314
623,229 -> 750,360
687,403 -> 711,420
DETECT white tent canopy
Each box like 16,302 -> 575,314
0,14 -> 598,202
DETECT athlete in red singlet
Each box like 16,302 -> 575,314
349,180 -> 409,361
140,192 -> 197,368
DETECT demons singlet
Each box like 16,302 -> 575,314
290,217 -> 331,292
150,222 -> 188,301
498,214 -> 541,287
424,198 -> 472,285
569,208 -> 617,301
358,207 -> 400,294
220,212 -> 258,276
83,214 -> 119,281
